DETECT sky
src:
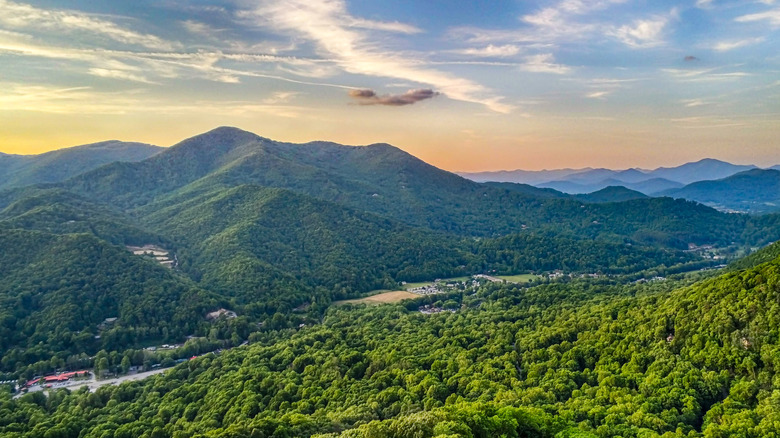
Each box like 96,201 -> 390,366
0,0 -> 778,171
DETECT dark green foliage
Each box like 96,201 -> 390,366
477,232 -> 702,275
142,184 -> 474,312
0,228 -> 217,372
0,188 -> 164,246
59,127 -> 780,246
0,141 -> 161,191
574,186 -> 649,203
482,181 -> 570,198
662,169 -> 780,213
3,253 -> 780,437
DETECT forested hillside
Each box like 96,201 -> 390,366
3,243 -> 779,437
0,141 -> 161,191
0,229 -> 217,373
59,127 -> 779,245
142,184 -> 475,312
1,126 -> 778,377
661,169 -> 780,213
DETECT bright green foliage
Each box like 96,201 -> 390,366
2,252 -> 779,437
0,228 -> 217,373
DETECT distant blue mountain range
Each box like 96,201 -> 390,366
459,158 -> 780,213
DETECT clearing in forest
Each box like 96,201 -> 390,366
334,290 -> 419,306
496,274 -> 539,283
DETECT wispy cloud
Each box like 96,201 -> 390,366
662,67 -> 752,82
348,88 -> 439,106
0,0 -> 178,50
713,37 -> 766,51
609,12 -> 673,48
735,8 -> 780,27
452,44 -> 521,58
88,68 -> 155,84
243,0 -> 512,113
348,18 -> 421,34
451,1 -> 679,52
586,91 -> 610,99
181,20 -> 224,37
0,81 -> 307,118
680,98 -> 709,107
520,53 -> 571,74
0,28 -> 354,88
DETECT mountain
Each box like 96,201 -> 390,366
612,168 -> 651,183
482,181 -> 569,198
535,179 -> 597,194
624,177 -> 684,195
575,186 -> 649,203
3,126 -> 780,376
564,169 -> 644,186
459,158 -> 759,194
649,158 -> 755,185
140,184 -> 475,311
0,141 -> 162,191
56,127 -> 778,248
457,167 -> 593,184
661,169 -> 780,213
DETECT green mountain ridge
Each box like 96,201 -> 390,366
574,186 -> 649,203
57,127 -> 778,247
0,141 -> 162,191
1,126 -> 779,376
141,184 -> 474,312
662,168 -> 780,213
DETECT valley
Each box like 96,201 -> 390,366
1,127 -> 779,438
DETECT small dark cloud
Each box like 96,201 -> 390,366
349,89 -> 377,99
684,55 -> 699,62
348,88 -> 440,106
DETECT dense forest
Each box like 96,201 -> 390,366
1,127 -> 780,437
2,243 -> 779,437
1,127 -> 779,375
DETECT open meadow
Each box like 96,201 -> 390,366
333,290 -> 419,306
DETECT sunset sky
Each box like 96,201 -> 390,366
0,0 -> 778,171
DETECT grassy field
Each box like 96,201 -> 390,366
495,274 -> 539,283
334,290 -> 419,306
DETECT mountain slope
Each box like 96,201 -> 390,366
482,181 -> 570,199
0,188 -> 165,246
457,167 -> 591,184
56,127 -> 778,248
5,242 -> 780,437
575,186 -> 649,203
0,229 -> 217,371
662,169 -> 780,213
460,158 -> 757,191
625,177 -> 684,195
140,184 -> 474,312
650,158 -> 755,185
0,141 -> 162,191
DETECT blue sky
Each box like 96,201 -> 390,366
0,0 -> 778,170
